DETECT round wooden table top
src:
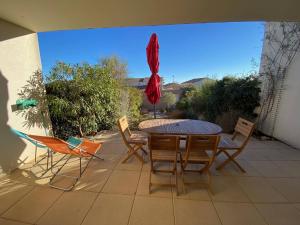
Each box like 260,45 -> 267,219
139,119 -> 222,135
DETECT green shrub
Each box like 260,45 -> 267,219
127,87 -> 143,128
161,92 -> 177,111
177,76 -> 261,123
46,62 -> 121,139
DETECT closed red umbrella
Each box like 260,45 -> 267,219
145,33 -> 161,118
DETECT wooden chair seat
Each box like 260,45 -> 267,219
181,151 -> 210,162
152,150 -> 177,161
127,133 -> 147,144
148,135 -> 180,195
180,135 -> 220,194
216,118 -> 255,173
218,136 -> 240,149
118,116 -> 147,164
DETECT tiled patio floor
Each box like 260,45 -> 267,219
1,131 -> 300,225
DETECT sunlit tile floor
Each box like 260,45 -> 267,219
1,131 -> 300,225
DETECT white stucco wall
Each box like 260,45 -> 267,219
0,19 -> 46,173
259,22 -> 300,149
272,52 -> 300,148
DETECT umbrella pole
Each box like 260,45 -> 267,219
154,104 -> 156,119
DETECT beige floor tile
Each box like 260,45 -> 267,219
248,161 -> 289,177
261,141 -> 295,150
212,158 -> 262,177
174,199 -> 221,225
255,203 -> 300,225
267,178 -> 300,202
74,168 -> 111,192
102,170 -> 140,195
115,156 -> 143,171
209,176 -> 250,202
88,154 -> 121,170
0,181 -> 33,215
137,171 -> 173,198
37,191 -> 97,225
175,173 -> 211,201
272,161 -> 300,177
0,218 -> 29,225
239,149 -> 270,161
3,186 -> 62,224
100,141 -> 127,154
214,202 -> 267,225
237,177 -> 288,203
129,196 -> 174,225
141,161 -> 171,172
294,203 -> 300,211
82,193 -> 134,225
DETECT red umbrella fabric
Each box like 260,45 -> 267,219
145,33 -> 161,105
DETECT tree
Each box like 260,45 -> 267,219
17,70 -> 52,131
127,87 -> 142,127
161,92 -> 176,111
99,56 -> 128,80
46,62 -> 121,139
176,76 -> 260,123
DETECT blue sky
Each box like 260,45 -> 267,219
38,22 -> 264,83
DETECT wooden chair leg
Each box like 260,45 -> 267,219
141,147 -> 148,155
122,146 -> 145,163
231,158 -> 246,173
175,163 -> 179,196
149,170 -> 152,194
207,170 -> 214,195
179,154 -> 186,194
216,150 -> 245,172
216,149 -> 223,156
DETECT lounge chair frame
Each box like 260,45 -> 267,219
28,135 -> 103,191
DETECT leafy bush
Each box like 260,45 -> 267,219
160,92 -> 177,111
46,62 -> 121,139
177,76 -> 261,125
127,87 -> 143,128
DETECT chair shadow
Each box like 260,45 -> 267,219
0,71 -> 26,174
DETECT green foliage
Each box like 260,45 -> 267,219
99,56 -> 128,80
127,87 -> 143,128
46,61 -> 121,139
161,92 -> 177,111
177,76 -> 261,122
17,70 -> 52,131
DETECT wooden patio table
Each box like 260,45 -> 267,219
138,119 -> 222,135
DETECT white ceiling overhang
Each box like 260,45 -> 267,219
0,0 -> 299,32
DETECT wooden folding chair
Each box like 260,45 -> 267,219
215,117 -> 255,172
180,135 -> 220,194
118,116 -> 147,164
148,134 -> 180,195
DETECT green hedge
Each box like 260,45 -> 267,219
177,76 -> 261,123
46,62 -> 121,139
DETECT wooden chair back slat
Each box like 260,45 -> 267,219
216,118 -> 255,172
118,116 -> 132,144
234,118 -> 254,138
117,116 -> 146,164
184,135 -> 220,165
149,135 -> 179,152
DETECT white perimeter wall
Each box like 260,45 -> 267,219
259,22 -> 300,149
0,19 -> 45,174
272,52 -> 300,148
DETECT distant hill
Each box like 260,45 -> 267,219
164,77 -> 213,89
181,77 -> 212,86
